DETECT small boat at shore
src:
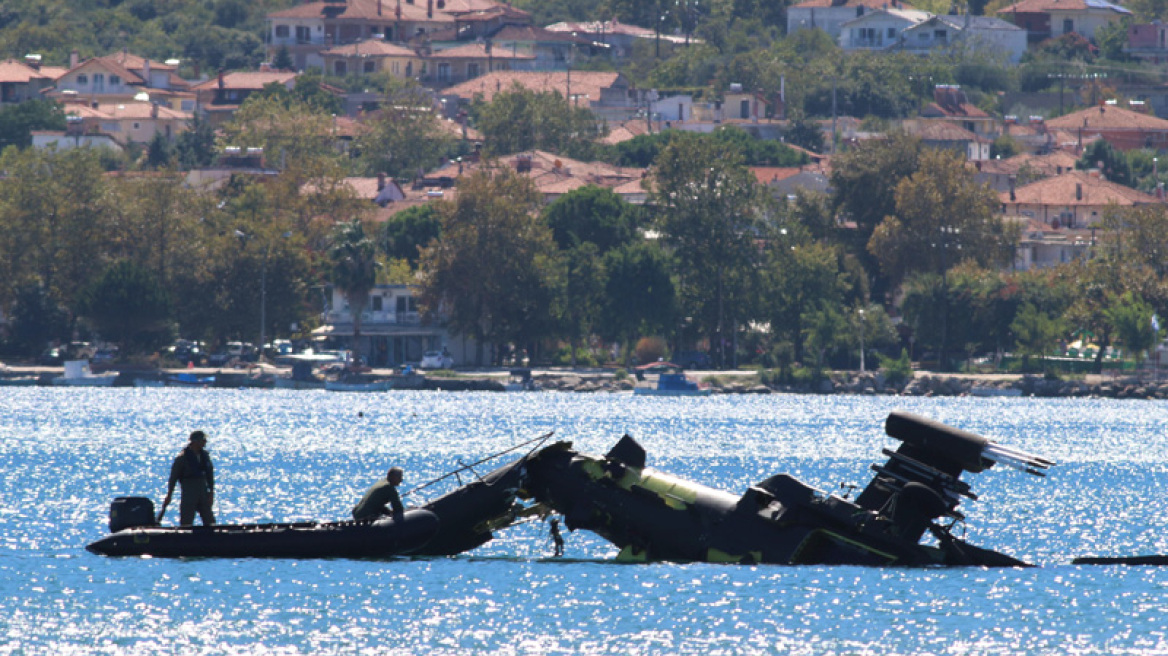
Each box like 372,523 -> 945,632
326,378 -> 393,392
634,371 -> 712,397
52,360 -> 118,387
87,496 -> 440,558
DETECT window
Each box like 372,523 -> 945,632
335,61 -> 347,75
132,122 -> 140,130
887,27 -> 896,39
296,26 -> 311,43
364,61 -> 375,73
372,296 -> 383,312
275,25 -> 290,38
467,62 -> 479,78
935,29 -> 947,39
93,73 -> 104,90
437,63 -> 451,81
77,74 -> 88,85
110,75 -> 121,86
1063,19 -> 1073,34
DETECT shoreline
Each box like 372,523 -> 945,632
3,362 -> 1167,398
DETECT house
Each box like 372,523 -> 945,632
265,0 -> 513,71
48,52 -> 194,111
314,283 -> 457,367
901,119 -> 992,161
751,166 -> 832,198
1044,103 -> 1168,151
31,100 -> 191,149
899,15 -> 1027,63
423,42 -> 535,86
1010,218 -> 1094,270
1126,21 -> 1168,63
422,149 -> 647,204
787,0 -> 917,42
999,115 -> 1083,154
1000,170 -> 1161,229
973,149 -> 1079,192
920,85 -> 996,138
996,0 -> 1131,43
191,70 -> 299,126
321,39 -> 423,78
485,25 -> 593,70
0,57 -> 60,104
439,70 -> 643,122
838,7 -> 930,51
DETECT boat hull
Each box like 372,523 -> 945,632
86,509 -> 440,558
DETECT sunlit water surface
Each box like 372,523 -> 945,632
4,389 -> 1168,655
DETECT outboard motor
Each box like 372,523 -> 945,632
109,496 -> 157,533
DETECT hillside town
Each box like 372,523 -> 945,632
2,0 -> 1168,388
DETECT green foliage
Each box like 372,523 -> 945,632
174,112 -> 216,169
784,120 -> 825,153
634,336 -> 668,364
1077,140 -> 1133,188
354,90 -> 454,179
1011,302 -> 1068,372
78,260 -> 174,353
599,241 -> 677,358
471,85 -> 602,157
0,99 -> 65,150
651,131 -> 765,366
1104,291 -> 1156,362
875,349 -> 914,385
3,283 -> 71,357
381,204 -> 441,267
329,219 -> 380,363
417,167 -> 559,364
990,134 -> 1021,160
542,185 -> 638,252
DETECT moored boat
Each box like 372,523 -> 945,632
52,360 -> 118,387
633,371 -> 712,396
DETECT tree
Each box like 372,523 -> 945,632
0,99 -> 65,150
555,242 -> 607,367
380,204 -> 441,267
651,132 -> 765,367
174,112 -> 216,170
868,148 -> 1017,286
354,85 -> 454,179
1011,302 -> 1067,373
417,166 -> 560,364
598,242 -> 677,363
542,185 -> 638,253
472,85 -> 603,157
78,260 -> 174,354
1077,139 -> 1133,188
830,131 -> 923,298
329,220 -> 380,368
3,283 -> 71,357
764,239 -> 850,365
145,131 -> 173,169
1105,291 -> 1157,364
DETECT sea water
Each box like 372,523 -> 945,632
3,388 -> 1168,655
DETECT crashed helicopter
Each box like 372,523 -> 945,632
90,411 -> 1053,565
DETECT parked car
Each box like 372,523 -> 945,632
420,350 -> 453,369
167,340 -> 206,366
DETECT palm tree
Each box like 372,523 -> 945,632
329,220 -> 379,369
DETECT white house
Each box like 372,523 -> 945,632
839,7 -> 931,50
315,284 -> 459,368
788,0 -> 917,42
900,15 -> 1027,63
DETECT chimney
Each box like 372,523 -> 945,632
1076,183 -> 1083,200
70,50 -> 79,69
377,172 -> 386,190
151,102 -> 158,118
1009,175 -> 1016,201
218,70 -> 225,89
1158,182 -> 1164,200
378,0 -> 383,15
427,0 -> 433,18
143,58 -> 150,82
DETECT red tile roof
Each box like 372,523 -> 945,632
1001,170 -> 1159,207
192,71 -> 298,91
442,70 -> 621,103
429,43 -> 533,60
793,0 -> 914,9
1046,104 -> 1168,131
997,0 -> 1129,13
0,59 -> 55,84
322,40 -> 418,58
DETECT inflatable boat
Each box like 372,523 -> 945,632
86,497 -> 439,558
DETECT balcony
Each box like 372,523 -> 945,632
325,309 -> 422,326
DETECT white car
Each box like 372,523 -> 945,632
420,351 -> 453,369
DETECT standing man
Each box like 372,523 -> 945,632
161,430 -> 215,526
352,466 -> 405,521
